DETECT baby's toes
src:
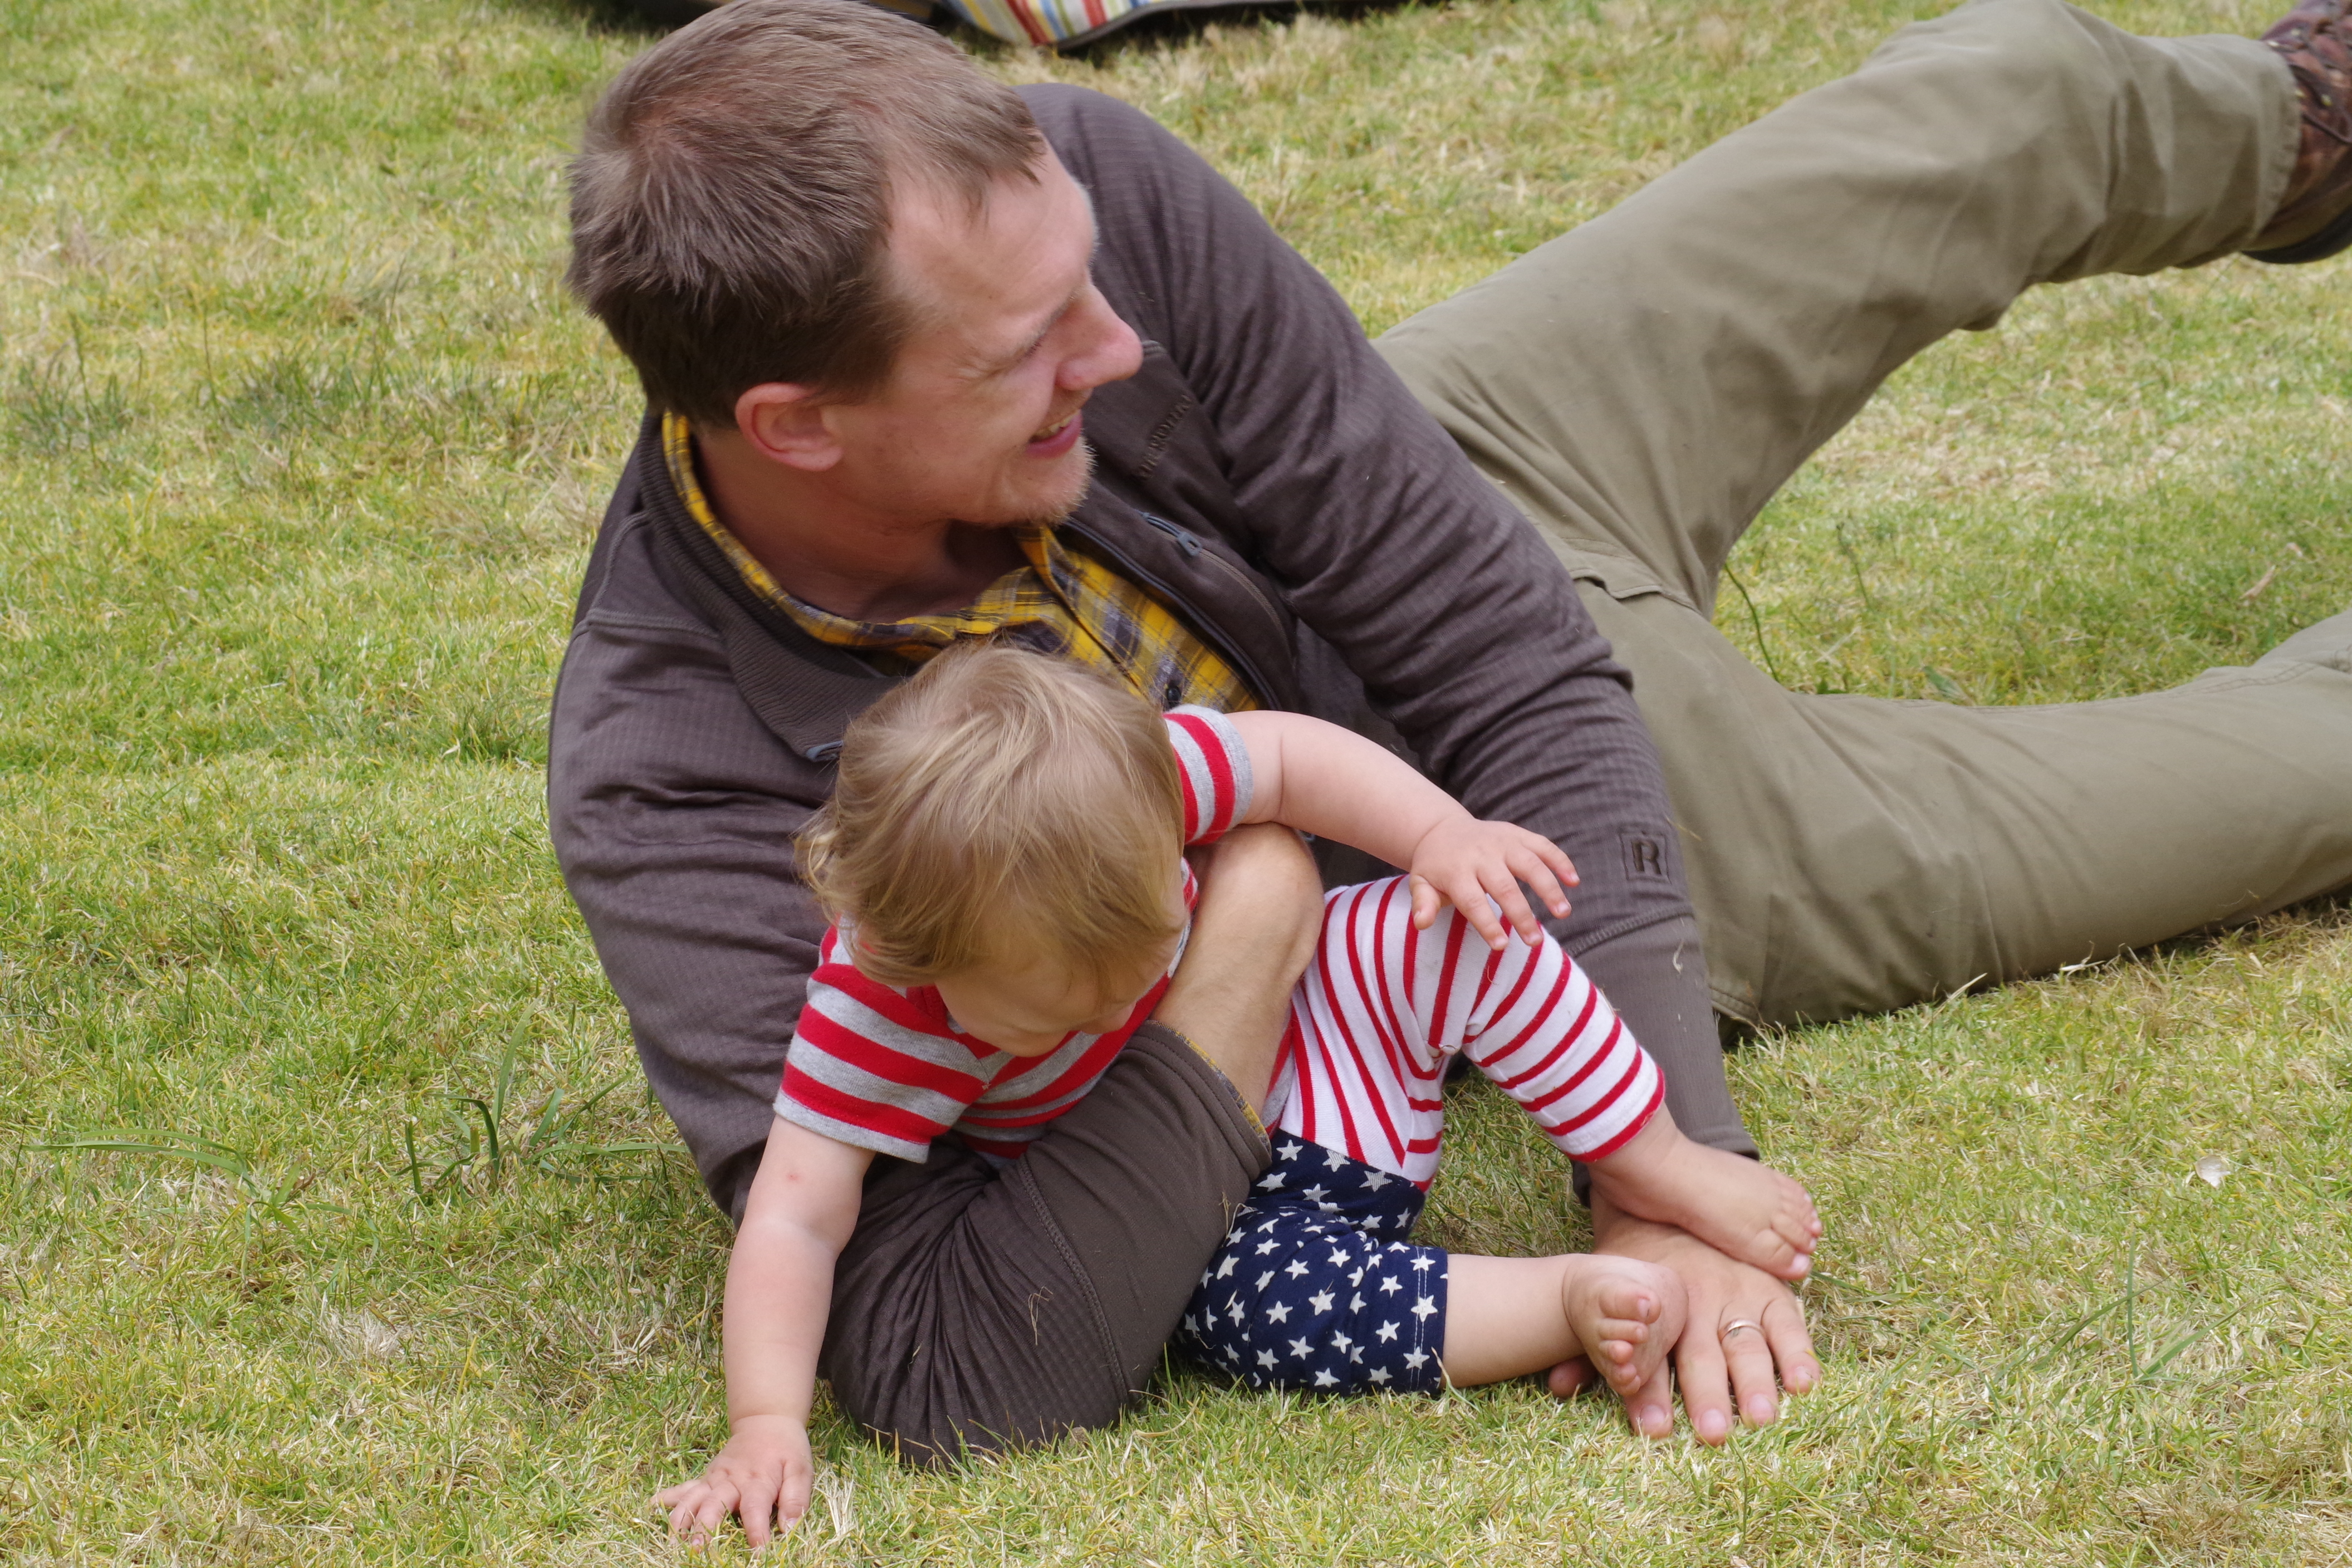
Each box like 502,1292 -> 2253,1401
1742,1226 -> 1810,1281
1596,1276 -> 1663,1327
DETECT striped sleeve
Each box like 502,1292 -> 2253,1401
1163,705 -> 1253,845
774,928 -> 994,1163
1453,918 -> 1664,1161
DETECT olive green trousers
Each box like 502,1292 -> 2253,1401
1379,0 -> 2352,1027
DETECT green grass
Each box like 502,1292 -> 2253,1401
4,0 -> 2349,1561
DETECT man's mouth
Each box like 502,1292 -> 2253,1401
1026,410 -> 1082,457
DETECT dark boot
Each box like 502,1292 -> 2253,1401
2248,0 -> 2352,262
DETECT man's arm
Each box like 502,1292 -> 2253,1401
1032,87 -> 1750,1157
549,507 -> 834,1219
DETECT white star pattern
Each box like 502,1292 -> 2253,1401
1178,1136 -> 1451,1398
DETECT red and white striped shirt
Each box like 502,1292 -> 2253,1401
1270,876 -> 1662,1187
775,707 -> 1251,1163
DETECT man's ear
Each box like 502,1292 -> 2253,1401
734,383 -> 841,472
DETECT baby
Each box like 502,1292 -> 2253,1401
659,644 -> 1819,1541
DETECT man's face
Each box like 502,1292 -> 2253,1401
818,151 -> 1143,528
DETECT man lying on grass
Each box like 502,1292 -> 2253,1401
550,0 -> 2352,1474
655,644 -> 1823,1542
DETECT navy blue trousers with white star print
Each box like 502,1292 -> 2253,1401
1177,1136 -> 1449,1394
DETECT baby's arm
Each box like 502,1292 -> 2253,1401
654,1116 -> 874,1548
1226,709 -> 1575,950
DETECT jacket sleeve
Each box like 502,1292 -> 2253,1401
547,516 -> 831,1219
1031,86 -> 1751,1157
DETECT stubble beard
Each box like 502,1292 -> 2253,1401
1015,437 -> 1096,531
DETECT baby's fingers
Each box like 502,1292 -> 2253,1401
1441,874 -> 1513,950
1479,866 -> 1549,947
778,1462 -> 816,1537
663,1480 -> 735,1546
1508,844 -> 1573,922
1408,874 -> 1444,932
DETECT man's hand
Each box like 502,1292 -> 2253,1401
1580,1194 -> 1819,1443
1405,817 -> 1579,950
654,1412 -> 814,1548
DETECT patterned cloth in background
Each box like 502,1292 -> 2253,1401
660,413 -> 1258,714
1179,1136 -> 1450,1394
927,0 -> 1217,50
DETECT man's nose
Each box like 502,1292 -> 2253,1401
1062,287 -> 1143,392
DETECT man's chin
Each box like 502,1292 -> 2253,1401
1008,438 -> 1096,529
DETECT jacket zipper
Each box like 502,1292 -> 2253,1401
1075,514 -> 1292,708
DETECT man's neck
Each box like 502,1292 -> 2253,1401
692,428 -> 1025,623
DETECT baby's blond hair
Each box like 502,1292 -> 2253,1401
798,643 -> 1188,987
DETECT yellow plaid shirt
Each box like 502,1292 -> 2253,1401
661,413 -> 1257,713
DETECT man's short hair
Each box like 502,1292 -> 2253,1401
798,644 -> 1187,989
567,0 -> 1042,427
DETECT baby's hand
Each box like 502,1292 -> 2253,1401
1407,817 -> 1578,949
653,1413 -> 813,1549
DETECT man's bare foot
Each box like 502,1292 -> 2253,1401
1557,1253 -> 1685,1398
1586,1110 -> 1821,1281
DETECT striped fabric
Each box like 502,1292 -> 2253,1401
933,0 -> 1190,50
659,413 -> 1257,716
1270,878 -> 1664,1187
774,708 -> 1253,1163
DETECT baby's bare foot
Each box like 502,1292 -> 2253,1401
1588,1110 -> 1821,1280
1557,1254 -> 1685,1398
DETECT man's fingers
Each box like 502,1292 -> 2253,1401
1619,1353 -> 1677,1439
1672,1319 -> 1737,1446
1721,1315 -> 1783,1429
1765,1294 -> 1820,1395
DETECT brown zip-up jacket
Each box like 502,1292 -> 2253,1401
549,85 -> 1747,1217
